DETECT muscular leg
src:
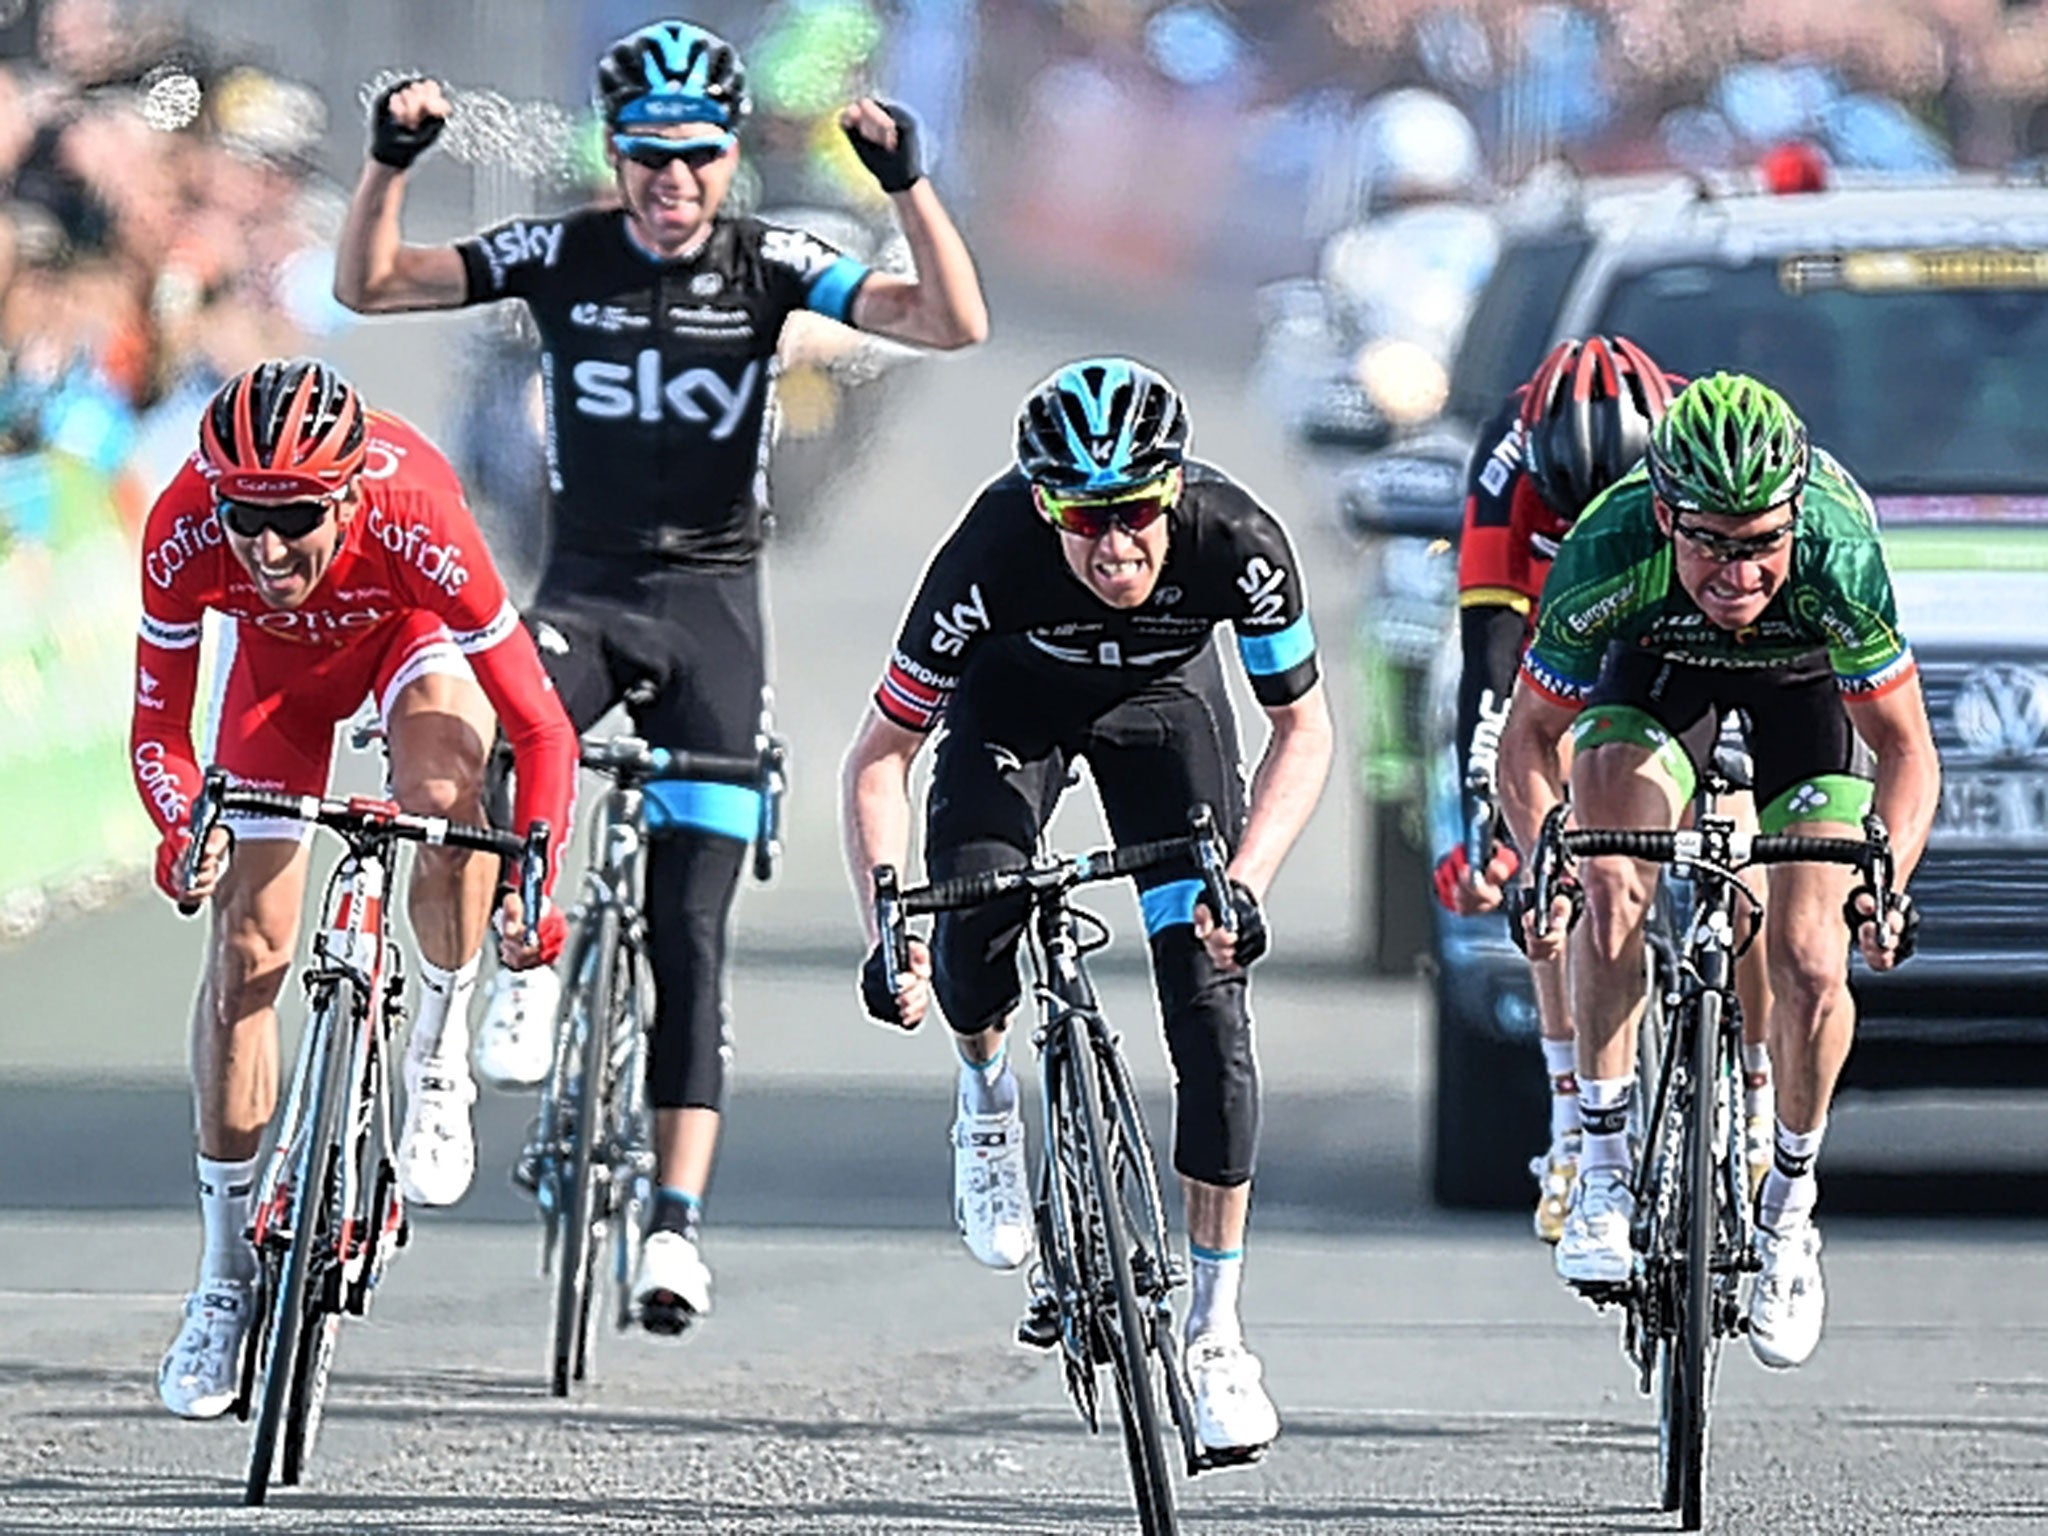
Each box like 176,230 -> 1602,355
386,670 -> 499,974
193,838 -> 311,1161
1569,741 -> 1685,1086
1763,833 -> 1860,1137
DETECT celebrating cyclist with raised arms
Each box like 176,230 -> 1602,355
334,19 -> 987,1334
137,359 -> 578,1419
840,359 -> 1333,1460
1497,373 -> 1939,1368
1436,337 -> 1776,1241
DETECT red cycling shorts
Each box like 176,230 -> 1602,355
200,610 -> 474,844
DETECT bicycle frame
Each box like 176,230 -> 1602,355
876,806 -> 1243,1536
1533,787 -> 1884,1531
178,768 -> 546,1504
525,732 -> 783,1393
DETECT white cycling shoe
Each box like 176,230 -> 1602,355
1186,1335 -> 1280,1458
159,1279 -> 253,1420
953,1107 -> 1032,1270
473,965 -> 559,1090
1530,1130 -> 1581,1245
1750,1221 -> 1825,1369
1555,1166 -> 1635,1286
397,1065 -> 478,1207
634,1231 -> 712,1335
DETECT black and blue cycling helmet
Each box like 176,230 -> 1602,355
1015,358 -> 1190,494
596,20 -> 750,130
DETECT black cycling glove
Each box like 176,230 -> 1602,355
1223,879 -> 1268,968
370,79 -> 447,171
843,102 -> 923,192
1503,878 -> 1582,957
1845,887 -> 1919,963
861,941 -> 905,1025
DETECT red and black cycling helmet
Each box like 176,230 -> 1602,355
1519,335 -> 1674,521
200,358 -> 366,502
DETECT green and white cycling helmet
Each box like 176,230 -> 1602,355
1646,372 -> 1810,517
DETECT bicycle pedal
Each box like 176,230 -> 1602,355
1016,1298 -> 1059,1351
1568,1278 -> 1630,1308
1195,1442 -> 1268,1472
638,1295 -> 697,1338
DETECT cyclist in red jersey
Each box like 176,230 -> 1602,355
1430,337 -> 1774,1239
134,358 -> 578,1420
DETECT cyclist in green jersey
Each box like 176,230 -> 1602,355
1497,373 -> 1940,1369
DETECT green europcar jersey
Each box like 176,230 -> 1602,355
1519,449 -> 1917,709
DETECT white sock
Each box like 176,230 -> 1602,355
1743,1042 -> 1774,1122
196,1153 -> 259,1286
1186,1244 -> 1244,1346
1579,1076 -> 1634,1175
1759,1118 -> 1826,1233
958,1040 -> 1018,1118
409,955 -> 479,1078
1541,1037 -> 1581,1141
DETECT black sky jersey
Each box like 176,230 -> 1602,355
456,207 -> 871,569
875,462 -> 1320,733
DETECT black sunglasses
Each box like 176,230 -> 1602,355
1670,518 -> 1795,563
217,496 -> 333,541
611,131 -> 734,172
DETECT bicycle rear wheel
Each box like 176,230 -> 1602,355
1070,1016 -> 1178,1536
246,984 -> 352,1506
551,906 -> 617,1396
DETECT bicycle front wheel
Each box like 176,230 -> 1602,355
1070,1016 -> 1178,1536
551,905 -> 618,1397
1675,989 -> 1723,1531
246,982 -> 353,1505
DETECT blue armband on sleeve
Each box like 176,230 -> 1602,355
805,257 -> 870,324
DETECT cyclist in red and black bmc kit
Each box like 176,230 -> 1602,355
1432,337 -> 1773,1240
334,20 -> 988,1333
138,359 -> 577,1420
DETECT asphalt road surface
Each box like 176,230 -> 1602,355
7,276 -> 2048,1533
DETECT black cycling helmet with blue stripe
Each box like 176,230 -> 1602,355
596,20 -> 751,130
1014,357 -> 1190,495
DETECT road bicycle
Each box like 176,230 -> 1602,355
517,731 -> 785,1396
179,766 -> 547,1504
873,805 -> 1247,1536
1527,776 -> 1890,1531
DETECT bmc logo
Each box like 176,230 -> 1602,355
571,352 -> 758,440
930,584 -> 990,657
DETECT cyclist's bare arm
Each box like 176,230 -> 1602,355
333,80 -> 469,313
845,180 -> 989,351
1844,676 -> 1940,887
1229,680 -> 1334,900
840,706 -> 928,948
839,706 -> 933,1022
1499,681 -> 1577,860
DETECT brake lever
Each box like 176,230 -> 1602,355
1187,803 -> 1235,936
177,767 -> 229,917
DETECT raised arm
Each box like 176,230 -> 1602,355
333,79 -> 472,314
838,98 -> 988,351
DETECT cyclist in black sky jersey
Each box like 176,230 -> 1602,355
840,358 -> 1334,1459
334,18 -> 988,1334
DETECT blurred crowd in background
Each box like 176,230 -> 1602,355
8,0 -> 2048,927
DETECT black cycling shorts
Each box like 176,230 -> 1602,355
925,644 -> 1259,1187
1577,646 -> 1874,831
519,554 -> 768,1112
